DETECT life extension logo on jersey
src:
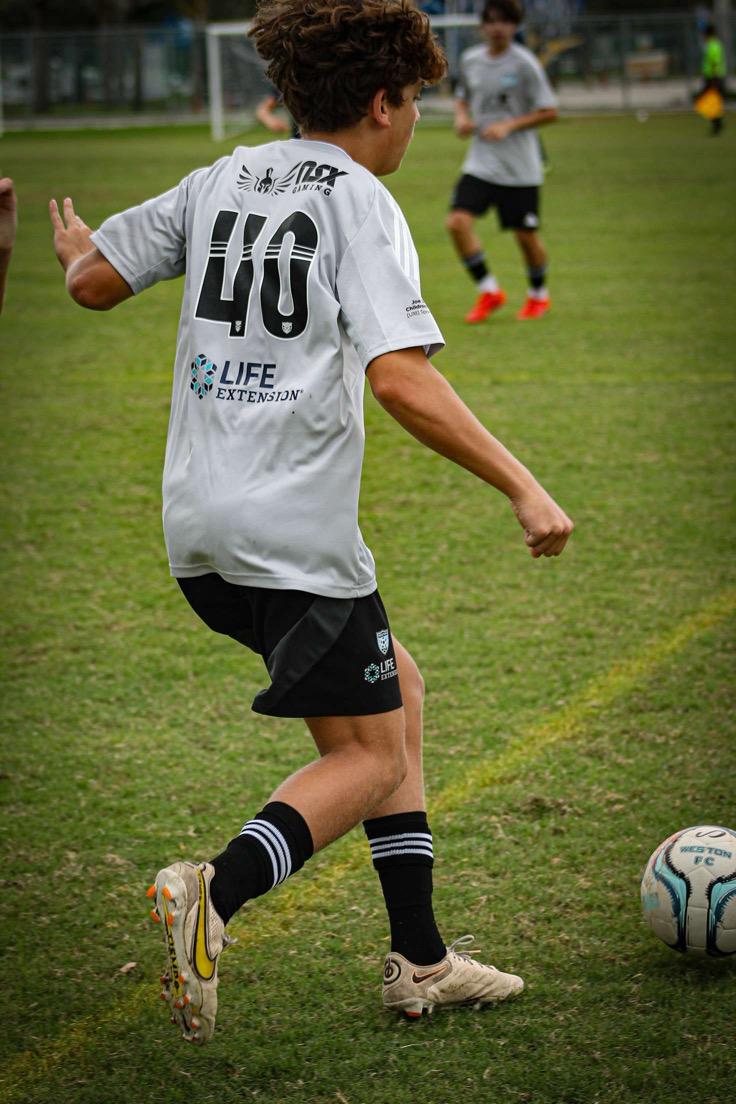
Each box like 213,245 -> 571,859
190,353 -> 304,406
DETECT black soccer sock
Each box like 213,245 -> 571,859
364,811 -> 446,966
463,250 -> 489,284
209,800 -> 313,925
528,264 -> 548,292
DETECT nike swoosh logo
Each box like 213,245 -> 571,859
193,867 -> 217,981
412,966 -> 449,984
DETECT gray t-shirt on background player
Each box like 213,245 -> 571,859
456,42 -> 557,187
90,139 -> 444,599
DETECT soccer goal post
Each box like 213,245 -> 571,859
206,21 -> 272,142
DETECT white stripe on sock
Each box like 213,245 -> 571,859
368,831 -> 432,847
259,821 -> 292,882
241,818 -> 296,886
370,843 -> 434,861
370,845 -> 435,860
241,823 -> 281,886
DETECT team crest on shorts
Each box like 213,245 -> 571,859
376,629 -> 390,655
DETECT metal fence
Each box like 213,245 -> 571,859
0,11 -> 732,132
0,25 -> 209,129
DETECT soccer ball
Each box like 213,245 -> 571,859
640,825 -> 736,956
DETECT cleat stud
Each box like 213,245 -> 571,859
150,909 -> 161,923
146,884 -> 156,898
178,973 -> 188,984
165,911 -> 175,926
183,994 -> 191,1005
160,992 -> 171,1001
191,1018 -> 200,1029
162,886 -> 173,901
174,998 -> 184,1009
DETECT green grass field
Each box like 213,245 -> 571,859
1,115 -> 735,1104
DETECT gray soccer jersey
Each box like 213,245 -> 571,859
456,43 -> 557,187
90,139 -> 444,598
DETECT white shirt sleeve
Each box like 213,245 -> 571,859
522,55 -> 558,112
336,187 -> 444,369
455,55 -> 468,102
90,164 -> 215,294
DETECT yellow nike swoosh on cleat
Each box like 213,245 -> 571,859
193,866 -> 217,981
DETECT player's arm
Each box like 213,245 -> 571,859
255,94 -> 289,134
0,175 -> 17,315
482,106 -> 557,142
454,97 -> 475,138
50,196 -> 133,311
366,345 -> 573,558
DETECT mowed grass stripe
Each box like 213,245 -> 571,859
2,588 -> 734,1099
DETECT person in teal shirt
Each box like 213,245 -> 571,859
700,23 -> 727,135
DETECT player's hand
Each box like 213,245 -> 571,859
0,176 -> 17,252
510,485 -> 574,558
482,121 -> 513,142
49,196 -> 94,272
455,116 -> 475,138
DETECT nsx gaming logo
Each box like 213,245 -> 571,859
237,160 -> 349,197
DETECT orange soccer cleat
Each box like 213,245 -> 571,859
464,289 -> 506,323
516,295 -> 551,320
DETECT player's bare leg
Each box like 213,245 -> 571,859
150,707 -> 408,1043
447,208 -> 506,322
360,639 -> 426,818
446,207 -> 483,262
514,228 -> 551,319
285,708 -> 408,850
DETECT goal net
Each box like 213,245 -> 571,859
205,15 -> 472,142
206,22 -> 272,142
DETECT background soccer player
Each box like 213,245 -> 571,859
698,22 -> 727,136
0,174 -> 17,315
448,0 -> 558,322
50,0 -> 572,1045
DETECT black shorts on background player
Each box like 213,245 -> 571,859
451,173 -> 540,231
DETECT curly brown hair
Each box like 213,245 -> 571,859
249,0 -> 447,133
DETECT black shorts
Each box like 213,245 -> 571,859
177,574 -> 403,719
451,174 -> 541,231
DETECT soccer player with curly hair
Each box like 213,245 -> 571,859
50,0 -> 572,1044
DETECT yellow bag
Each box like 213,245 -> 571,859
695,88 -> 724,120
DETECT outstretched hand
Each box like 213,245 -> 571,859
0,175 -> 17,252
49,196 -> 94,272
510,485 -> 574,558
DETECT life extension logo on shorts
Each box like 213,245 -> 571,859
364,629 -> 398,684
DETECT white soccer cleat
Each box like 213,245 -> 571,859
382,935 -> 524,1019
147,861 -> 232,1045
